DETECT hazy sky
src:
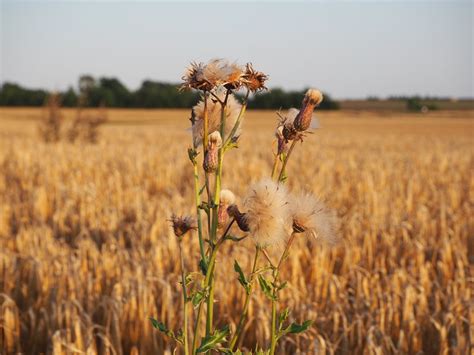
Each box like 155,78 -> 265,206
1,0 -> 472,98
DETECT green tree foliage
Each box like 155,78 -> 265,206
248,88 -> 339,110
0,83 -> 47,106
0,78 -> 340,110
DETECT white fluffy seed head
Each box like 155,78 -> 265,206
305,89 -> 323,106
208,131 -> 222,148
289,192 -> 340,246
220,189 -> 236,206
243,179 -> 291,248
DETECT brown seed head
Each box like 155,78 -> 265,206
170,214 -> 197,238
203,131 -> 222,173
243,63 -> 268,92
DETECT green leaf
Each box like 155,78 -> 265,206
277,281 -> 288,291
278,308 -> 290,330
191,289 -> 206,308
188,148 -> 198,164
199,184 -> 206,196
149,317 -> 174,338
196,325 -> 230,353
234,260 -> 250,293
283,320 -> 313,335
258,275 -> 276,301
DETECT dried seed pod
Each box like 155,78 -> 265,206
170,214 -> 197,238
293,89 -> 323,132
227,204 -> 250,232
203,131 -> 222,173
218,189 -> 236,228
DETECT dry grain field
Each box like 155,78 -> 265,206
0,107 -> 472,354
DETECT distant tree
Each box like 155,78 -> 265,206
62,87 -> 78,107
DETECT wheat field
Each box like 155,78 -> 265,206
0,107 -> 472,354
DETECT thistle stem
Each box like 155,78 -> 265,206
277,140 -> 298,182
271,154 -> 280,181
269,233 -> 297,355
178,240 -> 190,355
270,298 -> 277,355
193,162 -> 206,265
229,246 -> 260,350
191,302 -> 204,354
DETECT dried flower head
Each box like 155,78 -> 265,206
242,179 -> 291,248
288,192 -> 339,245
293,89 -> 323,132
243,63 -> 268,92
222,62 -> 245,90
181,62 -> 212,91
203,131 -> 222,173
218,189 -> 236,228
170,214 -> 197,238
191,92 -> 243,147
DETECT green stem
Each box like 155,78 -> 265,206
192,302 -> 204,354
178,240 -> 190,355
271,154 -> 280,181
269,233 -> 297,355
270,298 -> 277,355
277,140 -> 298,182
204,219 -> 234,338
193,162 -> 206,265
229,247 -> 260,350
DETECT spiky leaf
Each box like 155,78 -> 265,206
258,275 -> 276,301
196,325 -> 230,353
283,320 -> 313,335
234,260 -> 250,293
149,318 -> 174,338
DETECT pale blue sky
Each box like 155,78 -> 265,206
1,0 -> 472,98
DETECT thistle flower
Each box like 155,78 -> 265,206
170,214 -> 197,238
242,179 -> 291,248
218,189 -> 236,228
243,63 -> 268,92
203,131 -> 222,173
222,62 -> 245,90
191,92 -> 243,147
181,61 -> 214,91
288,192 -> 339,245
293,89 -> 323,132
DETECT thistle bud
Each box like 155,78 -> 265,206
293,89 -> 323,132
203,131 -> 222,173
170,214 -> 197,238
218,189 -> 236,228
227,204 -> 250,232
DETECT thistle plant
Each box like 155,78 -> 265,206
150,59 -> 339,354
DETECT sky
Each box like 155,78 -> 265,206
1,0 -> 472,99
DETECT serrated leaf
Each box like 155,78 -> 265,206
234,260 -> 250,293
278,308 -> 290,330
258,275 -> 276,301
188,148 -> 198,163
149,317 -> 174,338
175,328 -> 184,345
191,289 -> 206,308
196,325 -> 230,353
284,320 -> 313,334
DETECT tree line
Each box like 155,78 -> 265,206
0,75 -> 340,110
